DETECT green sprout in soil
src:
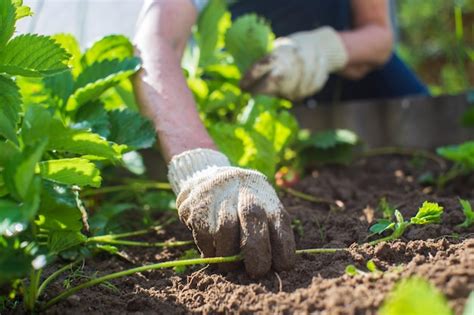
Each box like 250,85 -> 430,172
345,259 -> 381,276
458,198 -> 474,228
369,201 -> 444,245
291,219 -> 304,237
379,277 -> 453,315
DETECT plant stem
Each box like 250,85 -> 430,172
357,147 -> 447,170
42,247 -> 347,310
87,217 -> 177,242
42,255 -> 242,310
81,182 -> 172,197
86,238 -> 194,247
37,260 -> 83,298
282,187 -> 343,209
295,248 -> 344,254
368,235 -> 395,246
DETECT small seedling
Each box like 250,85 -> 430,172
173,249 -> 201,274
379,277 -> 453,315
345,260 -> 381,276
458,198 -> 474,228
369,201 -> 444,245
291,219 -> 304,237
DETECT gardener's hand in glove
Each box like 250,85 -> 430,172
241,27 -> 349,101
168,149 -> 296,278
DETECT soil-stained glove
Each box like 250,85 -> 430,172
241,27 -> 349,101
168,149 -> 296,278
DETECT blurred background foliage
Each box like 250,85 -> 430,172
397,0 -> 474,95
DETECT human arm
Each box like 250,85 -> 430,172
241,0 -> 394,100
133,0 -> 216,162
133,0 -> 296,278
339,0 -> 394,79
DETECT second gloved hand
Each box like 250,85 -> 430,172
168,149 -> 296,278
241,26 -> 349,101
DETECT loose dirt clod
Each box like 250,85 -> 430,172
44,156 -> 474,315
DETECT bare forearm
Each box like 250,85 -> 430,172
133,1 -> 216,162
340,25 -> 393,67
338,0 -> 393,79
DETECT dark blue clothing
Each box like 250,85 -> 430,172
230,0 -> 429,102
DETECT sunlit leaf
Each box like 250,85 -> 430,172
39,158 -> 102,187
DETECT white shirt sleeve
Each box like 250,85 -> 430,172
191,0 -> 209,13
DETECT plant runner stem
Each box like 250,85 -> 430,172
87,217 -> 177,242
86,238 -> 194,247
37,259 -> 83,297
42,248 -> 346,310
81,182 -> 172,197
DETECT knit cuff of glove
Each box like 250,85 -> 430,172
308,26 -> 349,72
168,148 -> 231,194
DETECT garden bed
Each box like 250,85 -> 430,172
39,155 -> 474,314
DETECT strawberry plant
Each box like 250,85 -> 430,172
369,201 -> 444,245
0,0 -> 163,310
436,141 -> 474,187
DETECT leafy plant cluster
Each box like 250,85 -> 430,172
380,277 -> 474,315
0,0 -> 158,310
369,201 -> 444,244
183,0 -> 359,178
397,0 -> 474,95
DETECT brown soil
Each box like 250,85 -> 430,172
34,156 -> 474,314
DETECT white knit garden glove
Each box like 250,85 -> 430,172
168,149 -> 296,278
241,27 -> 349,101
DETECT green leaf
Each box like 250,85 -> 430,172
21,105 -> 53,145
107,109 -> 156,150
380,277 -> 453,315
0,239 -> 34,283
0,140 -> 19,167
345,265 -> 358,276
458,198 -> 474,228
437,141 -> 474,170
410,201 -> 444,225
464,291 -> 474,315
196,0 -> 228,67
36,181 -> 83,232
39,158 -> 102,187
82,35 -> 134,65
43,71 -> 74,106
0,75 -> 21,144
0,176 -> 41,235
225,14 -> 274,73
253,110 -> 298,153
21,106 -> 121,160
3,140 -> 47,200
173,249 -> 200,274
305,129 -> 359,149
0,34 -> 70,77
48,120 -> 123,161
209,123 -> 277,178
74,101 -> 111,138
14,1 -> 32,20
47,230 -> 86,253
366,260 -> 380,273
297,129 -> 359,165
369,219 -> 395,235
52,33 -> 83,77
66,57 -> 141,111
0,0 -> 16,49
